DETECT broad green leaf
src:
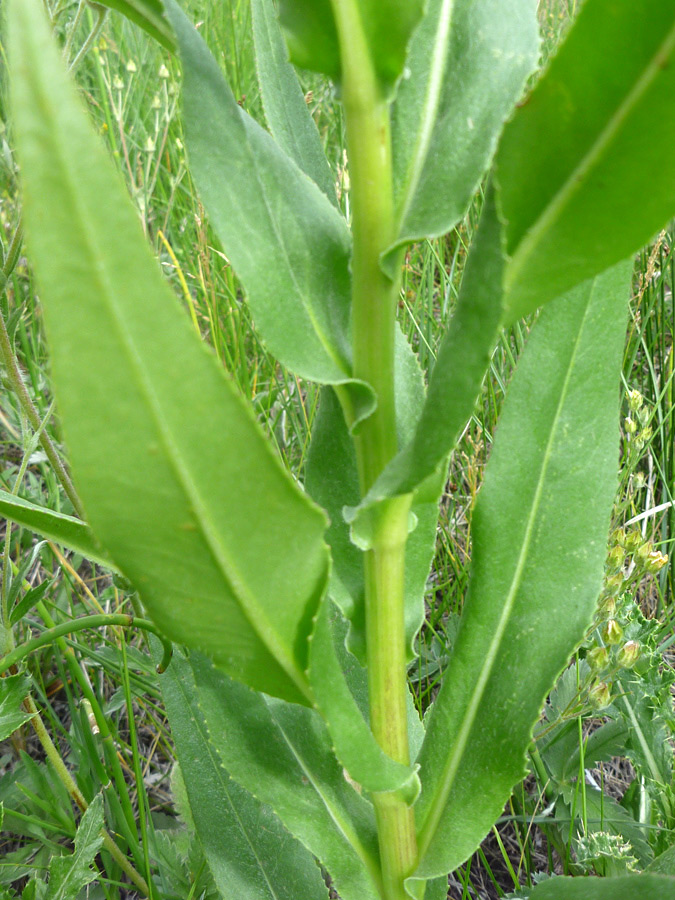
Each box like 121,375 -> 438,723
189,651 -> 384,900
159,646 -> 329,900
277,0 -> 424,97
9,0 -> 330,706
348,187 -> 504,524
164,0 -> 373,423
309,598 -> 419,798
305,328 -> 444,663
0,491 -> 114,571
647,845 -> 675,876
45,795 -> 104,900
410,261 -> 633,884
93,0 -> 174,50
0,674 -> 35,740
251,0 -> 337,206
386,0 -> 539,272
530,875 -> 675,900
496,0 -> 675,324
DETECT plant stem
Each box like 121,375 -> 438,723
330,2 -> 418,897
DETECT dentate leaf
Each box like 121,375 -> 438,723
387,0 -> 539,272
530,875 -> 675,900
93,0 -> 174,50
497,0 -> 675,323
252,0 -> 337,205
0,674 -> 35,740
410,261 -> 633,883
45,795 -> 104,900
0,491 -> 114,570
189,651 -> 383,900
10,0 -> 330,705
278,0 -> 424,97
159,646 -> 329,900
165,0 -> 374,422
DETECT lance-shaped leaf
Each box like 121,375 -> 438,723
305,328 -> 444,663
159,647 -> 329,900
0,674 -> 35,741
93,0 -> 174,50
9,0 -> 330,706
46,795 -> 104,900
496,0 -> 675,324
164,0 -> 373,423
0,491 -> 114,570
529,875 -> 675,900
189,651 -> 384,900
277,0 -> 424,97
252,0 -> 337,206
409,261 -> 633,884
386,0 -> 539,273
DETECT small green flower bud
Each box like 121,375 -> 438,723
588,646 -> 609,671
604,573 -> 624,594
606,544 -> 625,573
599,595 -> 617,616
624,416 -> 637,436
126,59 -> 137,74
624,530 -> 643,553
644,550 -> 669,574
632,472 -> 646,491
627,389 -> 643,412
158,63 -> 170,79
635,540 -> 654,567
617,640 -> 640,669
638,425 -> 652,444
637,405 -> 650,426
611,527 -> 626,548
112,74 -> 124,91
589,681 -> 611,711
603,619 -> 623,645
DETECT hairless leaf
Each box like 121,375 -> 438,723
45,795 -> 104,900
10,0 -> 330,706
93,0 -> 174,50
159,646 -> 330,900
0,674 -> 35,741
164,0 -> 374,424
410,260 -> 633,884
0,491 -> 115,571
278,0 -> 424,97
529,874 -> 675,900
385,0 -> 539,274
188,651 -> 384,900
497,0 -> 675,323
252,0 -> 337,206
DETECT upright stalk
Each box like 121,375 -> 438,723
330,3 -> 418,897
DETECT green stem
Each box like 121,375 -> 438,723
330,3 -> 417,897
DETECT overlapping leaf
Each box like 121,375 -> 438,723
9,0 -> 330,705
45,796 -> 104,900
530,875 -> 675,900
496,0 -> 675,323
94,0 -> 174,50
386,0 -> 539,272
409,261 -> 633,884
0,674 -> 35,741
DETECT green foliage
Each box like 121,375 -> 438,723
0,674 -> 34,740
44,795 -> 104,900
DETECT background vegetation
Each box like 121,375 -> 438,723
0,0 -> 673,896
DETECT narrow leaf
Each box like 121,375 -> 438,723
387,0 -> 539,271
497,0 -> 675,323
309,598 -> 419,798
411,261 -> 633,883
159,646 -> 329,900
164,0 -> 373,422
10,0 -> 330,705
0,491 -> 114,570
251,0 -> 337,205
530,875 -> 675,900
93,0 -> 174,50
278,0 -> 424,97
189,651 -> 384,900
45,795 -> 104,900
0,674 -> 35,740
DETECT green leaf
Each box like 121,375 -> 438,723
386,0 -> 539,272
0,674 -> 35,741
647,845 -> 675,876
251,0 -> 337,206
529,875 -> 675,900
410,261 -> 633,883
188,651 -> 384,900
9,0 -> 330,705
277,0 -> 424,97
93,0 -> 175,50
305,328 -> 444,663
0,491 -> 114,571
496,0 -> 675,324
45,794 -> 104,900
164,0 -> 373,423
159,646 -> 329,900
308,598 -> 419,799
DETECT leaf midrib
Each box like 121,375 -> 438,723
417,287 -> 595,860
505,18 -> 675,293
